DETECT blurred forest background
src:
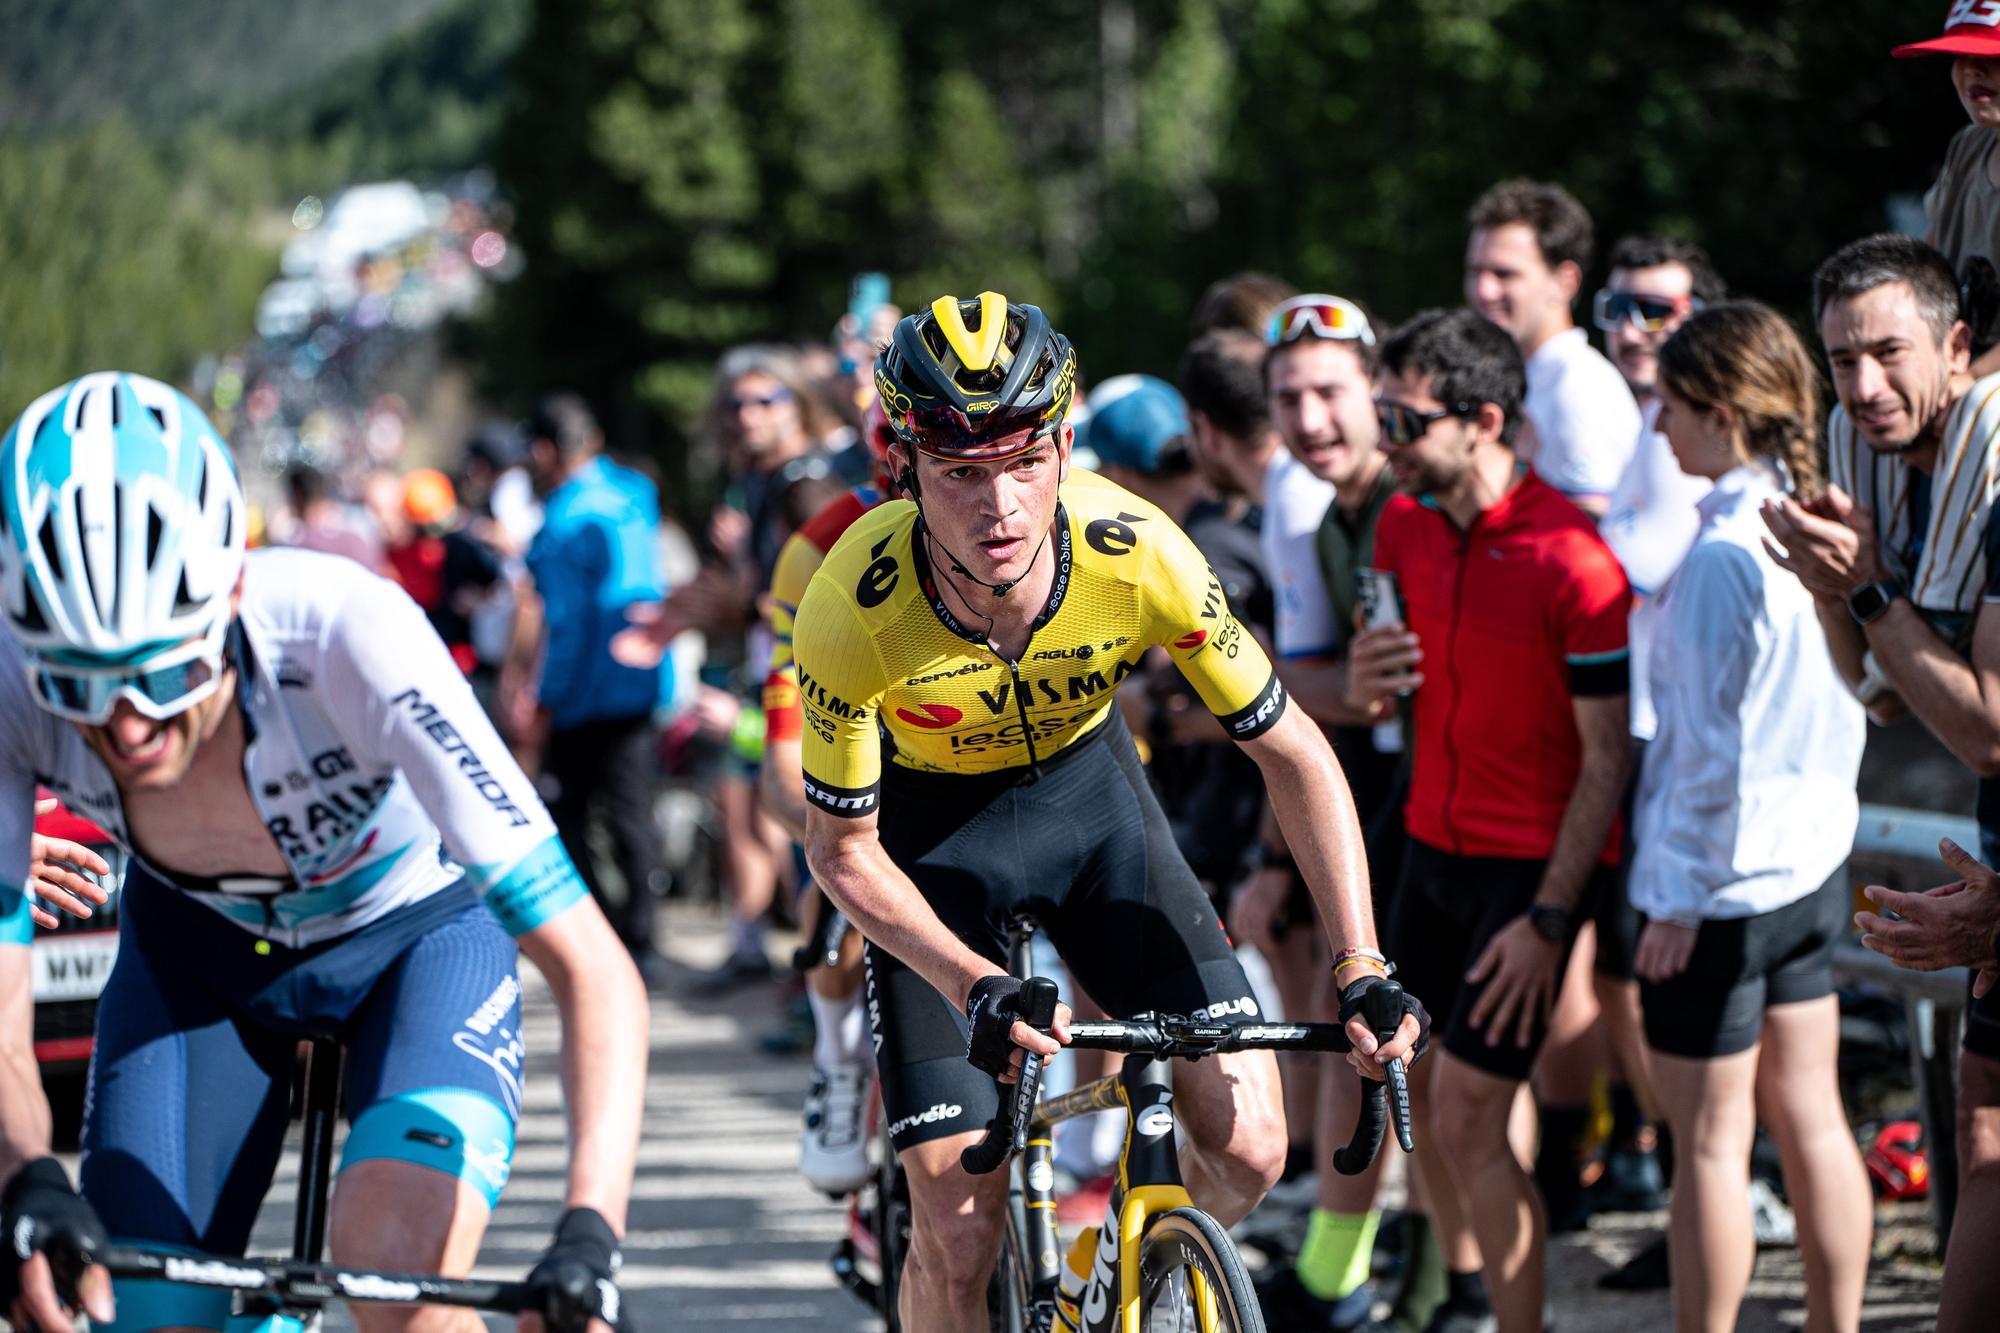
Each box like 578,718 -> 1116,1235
0,0 -> 1968,479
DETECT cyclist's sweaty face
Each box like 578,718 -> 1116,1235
906,427 -> 1069,589
77,672 -> 235,792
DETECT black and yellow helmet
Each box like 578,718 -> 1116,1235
875,291 -> 1077,461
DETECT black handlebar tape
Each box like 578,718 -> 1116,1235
1331,1080 -> 1389,1175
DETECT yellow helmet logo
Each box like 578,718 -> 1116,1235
929,291 -> 1011,374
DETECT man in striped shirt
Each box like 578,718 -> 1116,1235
1765,233 -> 2000,1333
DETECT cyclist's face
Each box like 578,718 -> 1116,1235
1268,339 -> 1381,488
1466,223 -> 1575,351
1376,368 -> 1476,499
1819,281 -> 1968,454
904,427 -> 1070,586
77,670 -> 235,791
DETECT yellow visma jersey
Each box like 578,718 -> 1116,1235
792,470 -> 1284,815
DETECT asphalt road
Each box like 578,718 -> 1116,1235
61,907 -> 1942,1331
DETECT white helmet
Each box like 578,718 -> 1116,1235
0,372 -> 246,718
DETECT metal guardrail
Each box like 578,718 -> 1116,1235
1840,803 -> 1981,1242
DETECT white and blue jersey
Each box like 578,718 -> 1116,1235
0,546 -> 586,946
0,549 -> 593,1333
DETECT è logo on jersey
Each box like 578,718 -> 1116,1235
895,703 -> 963,729
857,533 -> 900,608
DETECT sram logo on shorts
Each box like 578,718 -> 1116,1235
895,703 -> 963,729
888,1101 -> 965,1137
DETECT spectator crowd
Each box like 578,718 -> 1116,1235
228,11 -> 2000,1331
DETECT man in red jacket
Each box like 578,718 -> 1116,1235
1345,308 -> 1632,1333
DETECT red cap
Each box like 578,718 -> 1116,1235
1895,1 -> 2000,59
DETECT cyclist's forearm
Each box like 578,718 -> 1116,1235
520,912 -> 648,1231
1244,707 -> 1378,956
808,824 -> 994,1010
0,949 -> 53,1181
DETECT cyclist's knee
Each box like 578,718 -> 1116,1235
329,1160 -> 488,1278
907,1202 -> 1005,1297
1178,1052 -> 1286,1191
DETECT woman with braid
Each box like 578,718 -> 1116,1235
1628,302 -> 1873,1333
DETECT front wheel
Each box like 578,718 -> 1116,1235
1136,1207 -> 1265,1333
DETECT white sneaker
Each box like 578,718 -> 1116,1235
801,1061 -> 873,1195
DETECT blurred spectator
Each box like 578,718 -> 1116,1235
1251,294 -> 1413,1329
280,461 -> 381,569
524,393 -> 670,978
1768,233 -> 2000,1332
1634,301 -> 1871,1333
1191,271 -> 1300,337
1467,179 -> 1641,1228
1589,234 -> 1727,1263
1466,179 -> 1640,516
707,346 -> 839,584
1346,308 -> 1631,1333
1894,6 -> 2000,374
458,421 -> 542,556
1180,324 -> 1331,1181
384,468 -> 503,678
1084,373 -> 1270,894
689,348 -> 838,991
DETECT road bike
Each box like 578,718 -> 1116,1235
870,914 -> 1413,1332
88,1035 -> 591,1333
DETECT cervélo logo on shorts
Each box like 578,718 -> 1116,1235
888,1101 -> 964,1137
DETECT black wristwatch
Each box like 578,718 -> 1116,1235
1846,580 -> 1902,626
1526,904 -> 1570,944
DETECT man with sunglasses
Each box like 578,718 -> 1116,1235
1466,180 -> 1641,519
0,374 -> 646,1333
792,292 -> 1429,1333
1346,310 -> 1632,1333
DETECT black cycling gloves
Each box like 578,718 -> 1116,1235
964,974 -> 1031,1078
524,1206 -> 623,1332
0,1157 -> 107,1316
1338,973 -> 1431,1063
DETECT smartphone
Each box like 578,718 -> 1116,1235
1357,567 -> 1402,631
848,272 -> 891,330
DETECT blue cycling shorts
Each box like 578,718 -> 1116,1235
81,864 -> 523,1333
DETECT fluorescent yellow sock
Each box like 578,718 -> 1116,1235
1295,1206 -> 1381,1302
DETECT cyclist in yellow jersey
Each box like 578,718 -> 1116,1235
793,292 -> 1430,1333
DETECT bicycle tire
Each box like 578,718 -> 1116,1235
873,1125 -> 911,1330
986,1192 -> 1033,1332
1135,1207 -> 1265,1333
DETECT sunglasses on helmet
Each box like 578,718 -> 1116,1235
26,621 -> 229,727
1374,398 -> 1482,448
1592,289 -> 1701,335
1265,294 -> 1378,348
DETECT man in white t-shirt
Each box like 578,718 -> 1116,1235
1466,179 -> 1641,517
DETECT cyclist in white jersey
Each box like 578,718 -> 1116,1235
0,374 -> 646,1333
